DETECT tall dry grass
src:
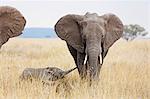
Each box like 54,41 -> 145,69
0,38 -> 149,99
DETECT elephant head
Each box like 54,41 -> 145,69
0,6 -> 26,48
55,12 -> 123,81
46,67 -> 77,81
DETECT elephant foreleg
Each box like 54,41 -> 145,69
101,42 -> 108,64
67,44 -> 87,79
97,56 -> 102,78
102,50 -> 108,64
77,52 -> 86,79
67,44 -> 77,65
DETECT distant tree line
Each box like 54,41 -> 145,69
122,24 -> 148,41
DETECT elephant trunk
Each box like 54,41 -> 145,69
62,67 -> 77,77
87,42 -> 101,81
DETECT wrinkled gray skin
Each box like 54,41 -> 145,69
0,6 -> 26,49
55,12 -> 123,82
20,67 -> 77,83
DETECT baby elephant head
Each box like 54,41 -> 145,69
46,67 -> 77,81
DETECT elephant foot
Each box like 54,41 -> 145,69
78,64 -> 87,80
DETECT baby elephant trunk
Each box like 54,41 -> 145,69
62,67 -> 77,77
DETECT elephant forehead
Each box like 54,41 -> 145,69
84,13 -> 99,21
83,15 -> 106,27
84,16 -> 98,21
82,22 -> 106,39
85,12 -> 98,17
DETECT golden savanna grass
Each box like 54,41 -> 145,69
0,38 -> 149,99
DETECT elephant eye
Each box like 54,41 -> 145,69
48,71 -> 52,74
83,35 -> 86,40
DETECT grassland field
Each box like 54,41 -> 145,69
0,38 -> 149,99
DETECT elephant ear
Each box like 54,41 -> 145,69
55,14 -> 84,53
100,13 -> 123,50
0,6 -> 26,39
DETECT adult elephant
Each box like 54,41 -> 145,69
55,12 -> 123,81
0,6 -> 26,49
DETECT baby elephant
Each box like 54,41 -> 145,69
20,66 -> 77,83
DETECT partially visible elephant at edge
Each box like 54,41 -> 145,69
0,6 -> 26,49
55,12 -> 123,82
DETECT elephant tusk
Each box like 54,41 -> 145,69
84,55 -> 87,65
99,54 -> 103,65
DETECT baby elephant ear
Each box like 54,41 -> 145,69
55,14 -> 84,53
100,13 -> 123,50
0,6 -> 26,44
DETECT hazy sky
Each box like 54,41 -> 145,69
1,0 -> 150,33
